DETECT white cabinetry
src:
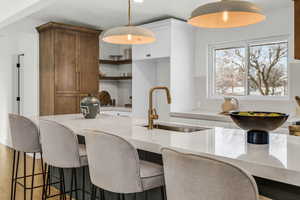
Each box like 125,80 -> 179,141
132,19 -> 196,119
132,21 -> 171,60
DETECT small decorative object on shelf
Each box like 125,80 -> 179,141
99,90 -> 112,106
109,55 -> 123,61
80,95 -> 100,119
124,48 -> 132,60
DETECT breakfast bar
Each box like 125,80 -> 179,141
37,113 -> 300,200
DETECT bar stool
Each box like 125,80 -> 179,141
161,148 -> 272,200
85,131 -> 165,200
9,113 -> 46,200
39,119 -> 88,200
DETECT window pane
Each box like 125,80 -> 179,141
214,47 -> 246,96
248,42 -> 288,96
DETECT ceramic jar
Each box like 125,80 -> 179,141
221,97 -> 239,113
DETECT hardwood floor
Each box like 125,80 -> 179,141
0,144 -> 61,200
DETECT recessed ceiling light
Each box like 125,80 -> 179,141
134,0 -> 144,3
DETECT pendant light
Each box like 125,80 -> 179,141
188,0 -> 266,28
102,0 -> 155,45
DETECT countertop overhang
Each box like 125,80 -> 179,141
38,114 -> 300,187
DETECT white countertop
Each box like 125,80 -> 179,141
39,114 -> 300,187
101,106 -> 132,112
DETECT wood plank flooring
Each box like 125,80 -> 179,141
0,144 -> 61,200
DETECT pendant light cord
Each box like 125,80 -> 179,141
128,0 -> 132,26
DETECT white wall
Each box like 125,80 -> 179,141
0,19 -> 41,146
192,6 -> 299,115
0,34 -> 18,146
132,58 -> 170,119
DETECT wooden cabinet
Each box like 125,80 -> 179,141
295,0 -> 300,59
37,22 -> 101,115
54,29 -> 78,93
132,21 -> 171,60
78,32 -> 100,93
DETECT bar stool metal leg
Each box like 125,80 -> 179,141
160,186 -> 166,200
100,189 -> 105,200
23,152 -> 27,200
61,169 -> 66,200
82,167 -> 85,200
30,153 -> 36,200
46,166 -> 51,199
41,157 -> 46,200
90,184 -> 96,200
70,169 -> 74,199
13,152 -> 20,200
59,168 -> 64,200
74,169 -> 79,200
10,150 -> 16,200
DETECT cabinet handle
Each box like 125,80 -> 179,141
146,54 -> 151,57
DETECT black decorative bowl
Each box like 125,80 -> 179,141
229,111 -> 289,145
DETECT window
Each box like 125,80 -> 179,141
210,38 -> 289,98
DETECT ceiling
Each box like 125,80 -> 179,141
28,0 -> 291,30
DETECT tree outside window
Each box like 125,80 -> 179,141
213,40 -> 288,97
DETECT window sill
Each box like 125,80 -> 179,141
207,95 -> 290,101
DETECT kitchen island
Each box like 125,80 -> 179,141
39,114 -> 300,200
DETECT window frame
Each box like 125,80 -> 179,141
207,35 -> 290,101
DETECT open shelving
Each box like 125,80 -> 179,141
99,76 -> 132,80
99,59 -> 132,65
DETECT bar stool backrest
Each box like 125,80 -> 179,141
9,113 -> 41,153
85,131 -> 143,194
39,120 -> 81,168
162,148 -> 259,200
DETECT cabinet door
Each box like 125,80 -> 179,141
132,44 -> 151,60
149,26 -> 170,59
78,32 -> 99,93
295,0 -> 300,59
55,94 -> 79,114
54,29 -> 78,93
132,26 -> 170,60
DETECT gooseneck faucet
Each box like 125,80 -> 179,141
148,86 -> 172,129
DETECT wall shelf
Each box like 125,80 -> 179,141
99,59 -> 132,65
99,76 -> 132,80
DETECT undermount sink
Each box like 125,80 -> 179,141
143,123 -> 210,133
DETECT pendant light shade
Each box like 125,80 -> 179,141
102,26 -> 155,45
102,0 -> 155,45
188,0 -> 266,28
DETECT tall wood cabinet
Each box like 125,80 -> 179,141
295,0 -> 300,59
37,22 -> 101,115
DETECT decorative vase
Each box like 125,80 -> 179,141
221,97 -> 239,114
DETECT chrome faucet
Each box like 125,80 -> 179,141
148,86 -> 171,129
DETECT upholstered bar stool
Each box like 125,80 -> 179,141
161,148 -> 272,200
39,120 -> 89,200
85,131 -> 165,200
9,113 -> 46,200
